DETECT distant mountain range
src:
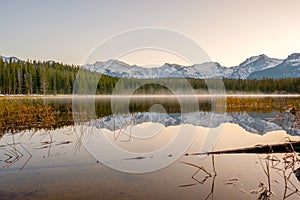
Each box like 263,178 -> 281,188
84,53 -> 300,79
2,53 -> 300,79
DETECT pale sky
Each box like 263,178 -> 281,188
1,0 -> 300,67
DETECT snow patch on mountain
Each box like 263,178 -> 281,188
83,54 -> 287,79
248,53 -> 300,79
0,55 -> 20,63
83,60 -> 233,79
283,53 -> 300,66
229,54 -> 283,79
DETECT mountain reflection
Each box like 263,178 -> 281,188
0,96 -> 300,136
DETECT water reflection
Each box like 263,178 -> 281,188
1,124 -> 300,199
0,143 -> 32,171
183,132 -> 300,199
180,155 -> 217,200
90,111 -> 299,135
1,96 -> 300,136
1,96 -> 300,199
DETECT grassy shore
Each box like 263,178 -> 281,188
0,99 -> 56,136
1,93 -> 300,99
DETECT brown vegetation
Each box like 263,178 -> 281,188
0,100 -> 56,136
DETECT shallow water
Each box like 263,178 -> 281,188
1,97 -> 300,199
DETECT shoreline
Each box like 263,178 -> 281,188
1,93 -> 300,99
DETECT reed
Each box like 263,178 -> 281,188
226,96 -> 300,113
0,99 -> 56,136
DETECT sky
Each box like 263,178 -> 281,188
1,0 -> 300,67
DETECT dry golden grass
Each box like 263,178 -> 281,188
0,99 -> 56,136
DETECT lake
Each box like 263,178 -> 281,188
1,96 -> 300,199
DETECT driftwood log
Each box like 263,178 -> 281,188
186,141 -> 300,156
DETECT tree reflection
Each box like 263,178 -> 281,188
1,97 -> 300,136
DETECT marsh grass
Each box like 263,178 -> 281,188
1,96 -> 300,137
226,97 -> 300,113
0,99 -> 56,136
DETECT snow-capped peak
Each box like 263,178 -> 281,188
287,53 -> 300,60
1,55 -> 20,63
240,54 -> 282,67
240,54 -> 267,67
83,60 -> 232,79
284,53 -> 300,66
230,54 -> 283,79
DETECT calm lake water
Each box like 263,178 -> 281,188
1,96 -> 300,199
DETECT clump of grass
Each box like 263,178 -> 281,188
0,99 -> 56,136
226,97 -> 300,113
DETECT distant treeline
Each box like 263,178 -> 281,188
1,58 -> 300,94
